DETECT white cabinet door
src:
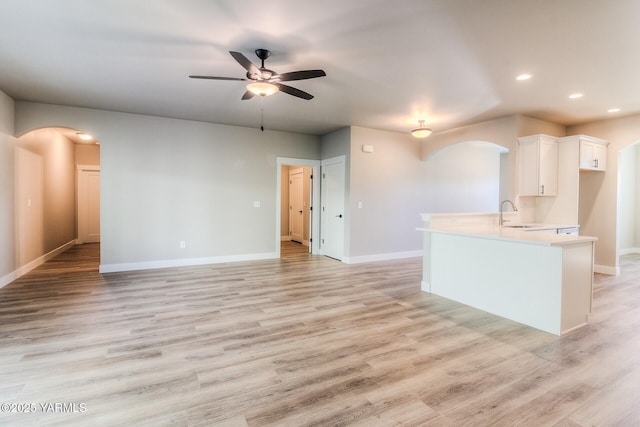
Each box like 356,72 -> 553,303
579,140 -> 607,171
518,135 -> 558,196
538,139 -> 558,195
579,142 -> 595,169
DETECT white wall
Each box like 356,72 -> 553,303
423,115 -> 518,200
16,102 -> 320,272
618,144 -> 636,252
636,147 -> 640,247
424,141 -> 503,213
348,126 -> 424,260
0,91 -> 16,286
346,127 -> 505,261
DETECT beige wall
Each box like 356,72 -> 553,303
280,165 -> 289,238
568,114 -> 640,272
18,128 -> 76,255
75,144 -> 100,166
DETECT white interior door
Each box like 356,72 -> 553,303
289,168 -> 304,243
321,158 -> 345,261
78,168 -> 100,243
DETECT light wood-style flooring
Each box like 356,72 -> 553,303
1,242 -> 639,426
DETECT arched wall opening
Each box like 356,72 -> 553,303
15,126 -> 100,275
422,140 -> 509,213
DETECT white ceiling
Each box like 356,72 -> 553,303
1,0 -> 639,136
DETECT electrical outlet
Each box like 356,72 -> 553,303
179,241 -> 186,249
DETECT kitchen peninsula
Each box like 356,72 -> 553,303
419,213 -> 597,335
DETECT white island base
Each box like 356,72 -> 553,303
420,214 -> 596,336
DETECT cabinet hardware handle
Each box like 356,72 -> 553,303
594,158 -> 598,168
540,184 -> 545,195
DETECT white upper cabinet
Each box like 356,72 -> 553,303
518,134 -> 558,196
559,135 -> 608,172
579,138 -> 608,171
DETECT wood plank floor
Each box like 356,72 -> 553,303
1,242 -> 639,426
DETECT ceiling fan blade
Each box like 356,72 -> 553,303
274,83 -> 314,100
229,51 -> 260,78
276,69 -> 326,82
241,90 -> 255,100
189,75 -> 247,81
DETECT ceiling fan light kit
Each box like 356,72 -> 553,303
411,120 -> 432,138
246,81 -> 279,97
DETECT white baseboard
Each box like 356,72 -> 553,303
594,264 -> 620,276
619,247 -> 640,255
99,252 -> 278,274
0,271 -> 17,289
0,240 -> 77,289
342,250 -> 423,264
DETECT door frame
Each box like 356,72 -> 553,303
276,157 -> 320,257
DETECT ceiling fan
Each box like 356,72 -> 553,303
189,49 -> 326,100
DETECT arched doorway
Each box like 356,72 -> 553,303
15,126 -> 100,275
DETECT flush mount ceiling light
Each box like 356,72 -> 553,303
246,81 -> 279,97
516,73 -> 532,81
608,108 -> 620,113
569,93 -> 584,99
411,120 -> 432,139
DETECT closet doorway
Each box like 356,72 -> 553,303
276,158 -> 320,258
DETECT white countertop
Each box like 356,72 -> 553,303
418,224 -> 597,246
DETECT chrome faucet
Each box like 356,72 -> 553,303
499,199 -> 518,226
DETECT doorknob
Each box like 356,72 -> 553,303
298,210 -> 303,214
336,214 -> 343,218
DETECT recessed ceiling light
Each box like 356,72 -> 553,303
516,74 -> 532,81
569,93 -> 583,99
608,108 -> 620,113
76,132 -> 93,141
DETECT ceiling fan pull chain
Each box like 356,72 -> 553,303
260,97 -> 265,132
